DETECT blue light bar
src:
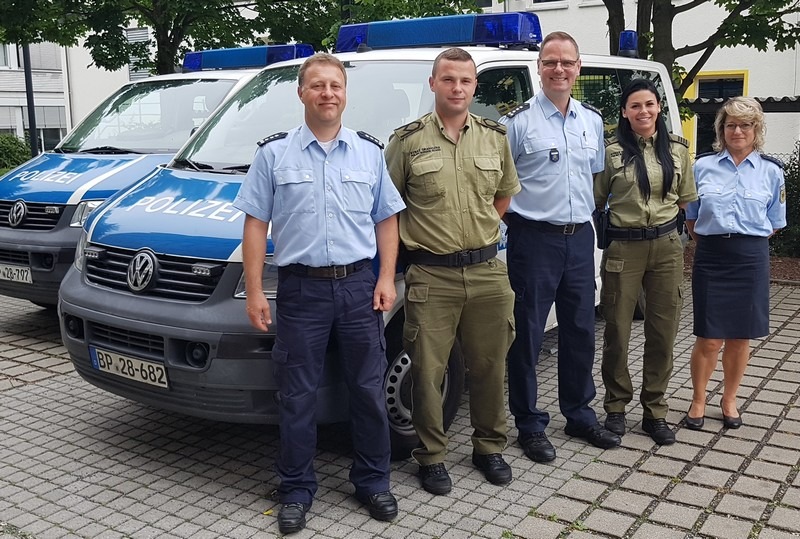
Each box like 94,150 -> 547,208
335,12 -> 542,53
183,44 -> 314,71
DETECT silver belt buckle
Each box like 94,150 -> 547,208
563,223 -> 576,235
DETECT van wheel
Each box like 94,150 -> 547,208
384,316 -> 465,460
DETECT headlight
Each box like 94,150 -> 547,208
70,200 -> 104,227
74,230 -> 88,272
234,255 -> 279,299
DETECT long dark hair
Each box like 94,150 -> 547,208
616,78 -> 675,201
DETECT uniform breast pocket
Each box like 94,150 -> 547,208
521,137 -> 560,178
341,169 -> 375,213
274,169 -> 315,215
581,133 -> 599,151
410,158 -> 446,203
737,189 -> 770,226
474,156 -> 501,197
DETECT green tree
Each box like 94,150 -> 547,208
602,0 -> 800,97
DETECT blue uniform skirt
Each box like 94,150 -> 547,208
692,235 -> 770,339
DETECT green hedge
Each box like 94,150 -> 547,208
770,141 -> 800,257
0,134 -> 31,170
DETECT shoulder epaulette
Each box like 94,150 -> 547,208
760,154 -> 784,168
669,133 -> 689,148
504,102 -> 530,120
581,102 -> 602,117
357,130 -> 384,149
257,132 -> 288,146
476,116 -> 506,134
393,120 -> 425,140
694,151 -> 719,160
605,136 -> 618,148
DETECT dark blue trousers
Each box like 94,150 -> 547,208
272,267 -> 391,505
506,218 -> 598,434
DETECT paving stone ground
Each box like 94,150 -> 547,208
1,284 -> 799,539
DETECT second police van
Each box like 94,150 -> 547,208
0,44 -> 311,307
58,13 -> 683,458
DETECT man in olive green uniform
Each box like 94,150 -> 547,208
384,47 -> 520,495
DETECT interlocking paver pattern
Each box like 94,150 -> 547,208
1,285 -> 799,538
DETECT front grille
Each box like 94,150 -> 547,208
0,249 -> 30,265
89,321 -> 165,357
0,201 -> 63,230
85,245 -> 224,302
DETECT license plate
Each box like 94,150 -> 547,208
0,264 -> 32,284
89,346 -> 169,388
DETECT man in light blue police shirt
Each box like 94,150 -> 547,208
500,31 -> 621,463
233,53 -> 405,535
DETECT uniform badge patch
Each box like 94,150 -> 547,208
781,186 -> 786,204
549,148 -> 560,162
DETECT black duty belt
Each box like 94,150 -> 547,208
607,218 -> 677,241
405,244 -> 497,267
509,215 -> 588,235
283,259 -> 371,279
705,233 -> 749,239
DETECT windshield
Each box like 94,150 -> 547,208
58,78 -> 237,154
179,61 -> 434,170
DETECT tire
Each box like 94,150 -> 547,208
383,314 -> 465,460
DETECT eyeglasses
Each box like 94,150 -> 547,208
539,59 -> 578,69
723,122 -> 754,132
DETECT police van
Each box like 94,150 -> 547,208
58,13 -> 683,458
0,44 -> 312,307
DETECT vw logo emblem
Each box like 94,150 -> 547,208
8,200 -> 26,228
127,251 -> 157,292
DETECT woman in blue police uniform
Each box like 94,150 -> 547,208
685,97 -> 786,430
594,79 -> 697,445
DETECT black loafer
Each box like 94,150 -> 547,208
723,413 -> 743,429
519,432 -> 556,463
356,490 -> 398,521
418,463 -> 452,495
472,452 -> 512,485
564,422 -> 621,449
604,412 -> 626,436
278,502 -> 310,535
642,418 -> 676,445
684,412 -> 704,430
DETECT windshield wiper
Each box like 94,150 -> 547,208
78,146 -> 142,154
173,158 -> 214,171
222,164 -> 250,173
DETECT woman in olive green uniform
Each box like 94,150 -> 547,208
594,79 -> 697,445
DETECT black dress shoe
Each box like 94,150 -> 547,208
564,422 -> 621,449
418,463 -> 452,495
278,502 -> 310,534
683,412 -> 704,430
642,418 -> 676,445
604,412 -> 626,436
519,432 -> 556,463
356,490 -> 398,521
472,452 -> 512,485
723,413 -> 743,429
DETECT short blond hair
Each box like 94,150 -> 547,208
712,96 -> 766,152
298,53 -> 347,88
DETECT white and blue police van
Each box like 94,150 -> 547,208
0,44 -> 312,307
58,13 -> 683,458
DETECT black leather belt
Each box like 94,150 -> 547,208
405,245 -> 497,267
706,233 -> 749,239
283,259 -> 370,279
607,218 -> 677,241
509,214 -> 587,235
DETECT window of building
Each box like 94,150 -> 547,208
22,106 -> 68,151
0,44 -> 9,67
695,77 -> 744,154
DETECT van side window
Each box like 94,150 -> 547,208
473,67 -> 533,120
575,67 -> 673,139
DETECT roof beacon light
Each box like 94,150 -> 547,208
183,44 -> 314,72
335,12 -> 542,53
618,31 -> 638,58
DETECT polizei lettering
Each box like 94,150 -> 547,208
127,196 -> 244,222
11,170 -> 83,185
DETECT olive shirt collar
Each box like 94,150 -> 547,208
430,110 -> 473,142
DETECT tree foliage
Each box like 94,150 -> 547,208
602,0 -> 800,98
0,134 -> 32,170
0,0 -> 480,76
